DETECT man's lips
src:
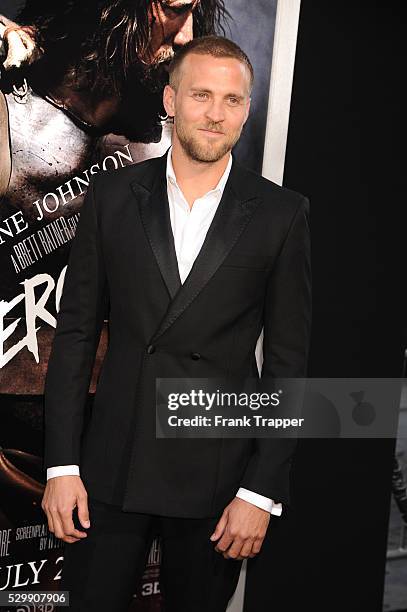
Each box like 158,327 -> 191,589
198,128 -> 224,135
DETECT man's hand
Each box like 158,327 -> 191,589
0,17 -> 40,71
209,497 -> 271,560
41,476 -> 90,544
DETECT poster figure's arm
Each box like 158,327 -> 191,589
0,89 -> 11,198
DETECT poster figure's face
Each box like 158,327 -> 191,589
124,0 -> 202,141
164,53 -> 251,162
144,0 -> 200,66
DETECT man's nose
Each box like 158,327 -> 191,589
205,99 -> 226,124
173,13 -> 193,48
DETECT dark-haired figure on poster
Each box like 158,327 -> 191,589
0,0 -> 228,304
41,35 -> 311,611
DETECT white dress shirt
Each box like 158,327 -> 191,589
47,146 -> 283,517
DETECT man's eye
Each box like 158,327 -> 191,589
160,3 -> 193,18
194,92 -> 208,100
228,98 -> 239,105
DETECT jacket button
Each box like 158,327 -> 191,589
191,352 -> 201,360
146,344 -> 156,354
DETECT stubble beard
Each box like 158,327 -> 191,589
175,117 -> 242,163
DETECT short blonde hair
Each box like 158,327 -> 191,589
168,34 -> 254,92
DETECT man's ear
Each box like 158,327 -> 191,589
163,84 -> 176,118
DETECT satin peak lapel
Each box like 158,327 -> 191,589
131,154 -> 181,300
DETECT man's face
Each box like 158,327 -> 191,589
144,0 -> 200,66
163,53 -> 251,162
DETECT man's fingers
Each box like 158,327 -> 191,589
59,508 -> 88,540
50,512 -> 72,542
77,496 -> 91,529
222,536 -> 245,559
210,511 -> 228,542
244,537 -> 265,558
214,530 -> 233,554
234,538 -> 255,560
228,536 -> 264,560
53,510 -> 80,544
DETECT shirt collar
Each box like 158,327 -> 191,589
166,145 -> 233,197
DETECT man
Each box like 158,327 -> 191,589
42,35 -> 311,611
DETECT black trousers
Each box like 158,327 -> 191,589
59,497 -> 243,612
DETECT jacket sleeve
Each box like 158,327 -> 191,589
43,175 -> 109,470
239,196 -> 312,507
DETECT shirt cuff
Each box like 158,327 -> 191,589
47,465 -> 80,480
236,487 -> 283,516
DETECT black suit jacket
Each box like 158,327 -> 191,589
43,149 -> 311,518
